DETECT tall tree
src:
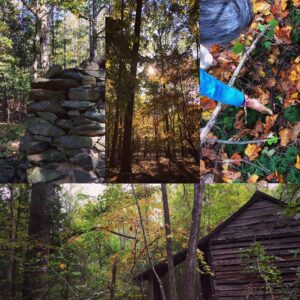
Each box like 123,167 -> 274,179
22,183 -> 57,300
161,184 -> 178,300
183,180 -> 204,300
120,0 -> 143,176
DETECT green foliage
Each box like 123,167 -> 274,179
283,106 -> 300,123
241,242 -> 282,293
232,41 -> 244,55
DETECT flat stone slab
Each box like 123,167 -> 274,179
69,153 -> 98,171
28,149 -> 67,162
27,100 -> 66,116
28,167 -> 67,183
69,123 -> 105,136
31,78 -> 80,90
26,118 -> 65,137
68,87 -> 100,102
44,65 -> 64,78
67,110 -> 80,118
53,135 -> 94,149
56,119 -> 73,129
61,101 -> 96,110
73,169 -> 98,183
84,110 -> 105,122
29,89 -> 66,102
37,112 -> 58,122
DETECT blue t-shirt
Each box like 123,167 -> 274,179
200,68 -> 244,106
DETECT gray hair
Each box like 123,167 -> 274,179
200,0 -> 254,45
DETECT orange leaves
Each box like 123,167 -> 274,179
200,160 -> 210,175
222,170 -> 241,183
59,263 -> 66,270
265,114 -> 278,133
293,0 -> 300,8
245,144 -> 262,161
295,155 -> 300,169
279,128 -> 292,147
275,25 -> 293,44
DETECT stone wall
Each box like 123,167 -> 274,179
20,61 -> 105,183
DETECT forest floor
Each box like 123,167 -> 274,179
0,122 -> 25,158
200,1 -> 300,183
107,158 -> 200,183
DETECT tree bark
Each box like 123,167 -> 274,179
110,256 -> 118,300
183,180 -> 204,300
161,184 -> 178,300
120,0 -> 143,176
22,183 -> 56,300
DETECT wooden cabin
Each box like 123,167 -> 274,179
138,191 -> 300,299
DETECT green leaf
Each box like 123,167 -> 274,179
232,41 -> 244,55
267,136 -> 279,146
264,41 -> 272,49
258,23 -> 266,32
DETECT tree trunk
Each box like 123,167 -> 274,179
161,184 -> 178,300
39,3 -> 50,70
110,256 -> 118,300
22,183 -> 56,300
183,180 -> 204,300
120,0 -> 143,176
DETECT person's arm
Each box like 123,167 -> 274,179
200,68 -> 244,106
200,69 -> 273,114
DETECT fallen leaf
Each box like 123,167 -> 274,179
293,0 -> 300,8
222,170 -> 242,183
291,122 -> 300,141
279,128 -> 292,146
230,153 -> 242,166
245,144 -> 262,161
248,174 -> 259,183
253,1 -> 271,15
59,263 -> 66,270
275,26 -> 293,44
265,114 -> 278,133
296,156 -> 300,169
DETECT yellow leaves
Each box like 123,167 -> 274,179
295,155 -> 300,169
279,128 -> 292,147
290,70 -> 300,82
253,1 -> 271,15
248,174 -> 259,183
245,144 -> 262,161
59,263 -> 66,270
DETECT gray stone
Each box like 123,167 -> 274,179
84,110 -> 105,122
27,101 -> 66,116
94,86 -> 105,94
29,89 -> 66,102
62,101 -> 96,110
85,69 -> 105,80
31,78 -> 80,90
28,149 -> 66,162
20,134 -> 49,154
67,110 -> 81,118
56,119 -> 73,129
82,75 -> 97,86
37,112 -> 58,123
28,167 -> 66,183
44,65 -> 64,79
33,135 -> 52,143
80,60 -> 99,71
73,169 -> 98,183
70,153 -> 98,170
68,87 -> 100,102
62,71 -> 83,82
26,118 -> 65,137
69,123 -> 105,136
53,135 -> 94,149
73,118 -> 95,126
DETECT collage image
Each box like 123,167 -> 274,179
0,0 -> 299,299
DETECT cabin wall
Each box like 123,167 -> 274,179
208,200 -> 300,299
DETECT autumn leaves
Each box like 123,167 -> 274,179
200,0 -> 300,183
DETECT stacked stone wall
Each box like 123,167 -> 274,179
20,62 -> 105,183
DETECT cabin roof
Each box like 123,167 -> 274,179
137,190 -> 285,281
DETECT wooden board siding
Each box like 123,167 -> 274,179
208,199 -> 300,299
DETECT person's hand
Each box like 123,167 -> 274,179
245,96 -> 273,115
